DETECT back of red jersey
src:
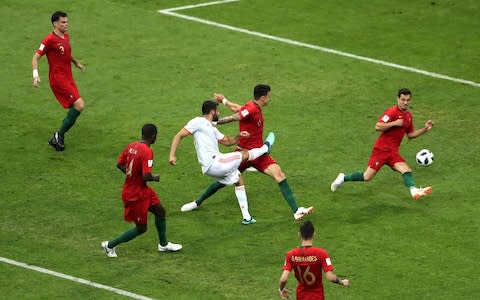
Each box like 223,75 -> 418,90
36,32 -> 73,82
238,101 -> 264,149
117,141 -> 154,201
283,246 -> 334,300
374,105 -> 414,151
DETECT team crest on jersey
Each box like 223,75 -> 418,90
257,120 -> 262,126
57,43 -> 65,55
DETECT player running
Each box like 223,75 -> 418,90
32,11 -> 86,151
330,88 -> 434,200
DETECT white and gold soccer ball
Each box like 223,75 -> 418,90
416,149 -> 434,167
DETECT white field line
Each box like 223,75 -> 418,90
158,0 -> 480,88
0,256 -> 155,300
160,0 -> 239,12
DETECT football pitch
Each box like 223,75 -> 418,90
1,0 -> 479,299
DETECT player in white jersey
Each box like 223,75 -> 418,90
169,100 -> 275,224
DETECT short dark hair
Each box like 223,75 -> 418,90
299,221 -> 315,240
398,88 -> 412,97
142,123 -> 157,139
51,11 -> 67,24
202,100 -> 218,115
253,84 -> 271,100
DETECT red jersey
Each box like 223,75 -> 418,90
117,141 -> 154,201
283,246 -> 334,300
373,105 -> 414,151
238,101 -> 264,149
36,32 -> 74,83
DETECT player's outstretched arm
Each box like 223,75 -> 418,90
217,113 -> 241,125
326,271 -> 350,287
169,128 -> 190,165
32,53 -> 42,87
214,93 -> 242,112
407,119 -> 435,139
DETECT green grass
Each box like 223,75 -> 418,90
1,0 -> 479,299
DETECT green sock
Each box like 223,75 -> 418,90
195,181 -> 225,205
344,172 -> 364,181
279,179 -> 298,213
59,107 -> 81,135
402,172 -> 416,189
108,227 -> 141,248
155,216 -> 168,246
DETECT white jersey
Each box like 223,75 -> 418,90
184,117 -> 225,173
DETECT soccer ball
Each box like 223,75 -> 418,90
416,149 -> 434,166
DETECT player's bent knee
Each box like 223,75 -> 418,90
73,98 -> 85,111
364,173 -> 375,181
136,224 -> 147,234
276,173 -> 286,182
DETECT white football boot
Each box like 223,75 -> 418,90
293,207 -> 314,221
330,173 -> 345,192
158,242 -> 183,252
101,241 -> 118,258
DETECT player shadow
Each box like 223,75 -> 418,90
345,202 -> 418,224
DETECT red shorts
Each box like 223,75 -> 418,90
122,187 -> 160,225
50,80 -> 81,108
368,148 -> 406,171
297,288 -> 325,300
237,150 -> 277,173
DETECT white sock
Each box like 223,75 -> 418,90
235,185 -> 251,220
247,145 -> 268,161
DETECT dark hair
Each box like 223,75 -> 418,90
51,11 -> 67,24
253,84 -> 271,100
142,123 -> 157,139
202,100 -> 218,115
299,221 -> 315,240
397,88 -> 412,97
